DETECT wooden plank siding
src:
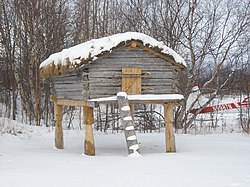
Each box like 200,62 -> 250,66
52,45 -> 181,100
122,68 -> 142,94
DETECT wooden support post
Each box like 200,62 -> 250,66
164,103 -> 176,152
117,92 -> 140,156
83,105 -> 95,156
55,103 -> 64,149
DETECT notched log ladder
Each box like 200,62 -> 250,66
117,92 -> 140,155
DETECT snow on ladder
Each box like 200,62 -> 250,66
117,92 -> 141,156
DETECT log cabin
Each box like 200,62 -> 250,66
40,32 -> 186,156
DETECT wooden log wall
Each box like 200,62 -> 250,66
84,46 -> 180,99
53,74 -> 84,100
52,45 -> 181,100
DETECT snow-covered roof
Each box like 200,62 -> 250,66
40,32 -> 186,77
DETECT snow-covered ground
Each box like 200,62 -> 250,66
1,119 -> 250,187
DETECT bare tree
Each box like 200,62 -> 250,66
0,0 -> 18,120
0,0 -> 70,125
175,0 -> 250,133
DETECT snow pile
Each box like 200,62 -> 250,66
40,32 -> 186,69
0,117 -> 50,136
0,117 -> 33,136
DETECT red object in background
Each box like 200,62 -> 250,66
189,96 -> 250,114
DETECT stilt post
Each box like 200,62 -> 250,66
83,105 -> 95,156
164,103 -> 176,152
54,103 -> 64,149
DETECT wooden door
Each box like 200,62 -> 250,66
122,68 -> 142,94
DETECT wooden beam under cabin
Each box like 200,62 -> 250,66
50,95 -> 87,107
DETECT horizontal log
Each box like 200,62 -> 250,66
54,84 -> 83,90
53,74 -> 82,81
85,82 -> 121,87
142,89 -> 173,94
92,57 -> 172,65
142,78 -> 174,82
83,77 -> 119,82
83,76 -> 175,83
54,90 -> 84,96
89,94 -> 116,99
55,88 -> 83,93
85,71 -> 173,79
53,75 -> 83,84
88,91 -> 119,98
87,71 -> 120,77
56,90 -> 83,100
55,99 -> 87,106
89,86 -> 121,93
142,85 -> 173,89
86,66 -> 174,75
56,95 -> 84,100
142,85 -> 173,91
87,67 -> 174,74
54,81 -> 83,86
56,94 -> 83,99
53,80 -> 82,85
53,73 -> 80,78
54,85 -> 83,91
53,77 -> 82,84
105,50 -> 157,58
87,59 -> 173,66
86,67 -> 121,72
